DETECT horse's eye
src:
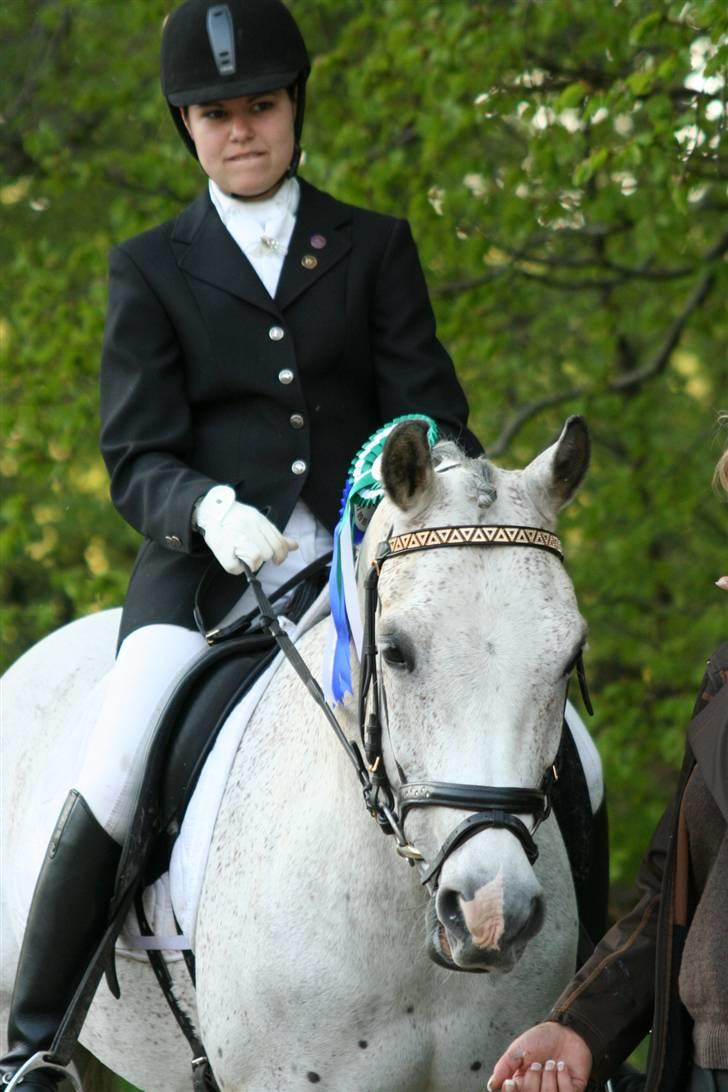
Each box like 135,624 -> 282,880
381,643 -> 410,670
562,645 -> 585,678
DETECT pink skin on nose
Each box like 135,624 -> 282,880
460,867 -> 506,950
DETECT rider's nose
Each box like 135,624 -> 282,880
230,114 -> 253,140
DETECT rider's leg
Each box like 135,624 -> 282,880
75,624 -> 209,843
1,624 -> 207,1089
1,791 -> 120,1091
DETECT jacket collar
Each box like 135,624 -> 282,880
687,679 -> 728,822
171,179 -> 352,314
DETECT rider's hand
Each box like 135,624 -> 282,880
193,485 -> 298,575
487,1022 -> 592,1091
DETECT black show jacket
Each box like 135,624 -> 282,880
100,179 -> 480,641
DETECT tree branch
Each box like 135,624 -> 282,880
6,7 -> 73,123
610,228 -> 728,390
485,229 -> 728,455
487,387 -> 585,457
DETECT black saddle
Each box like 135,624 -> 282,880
144,559 -> 330,885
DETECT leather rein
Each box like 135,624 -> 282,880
242,522 -> 592,891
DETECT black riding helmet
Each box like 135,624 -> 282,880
161,0 -> 310,174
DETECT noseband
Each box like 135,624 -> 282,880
357,523 -> 590,889
243,522 -> 591,892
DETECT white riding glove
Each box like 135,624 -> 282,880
193,485 -> 298,576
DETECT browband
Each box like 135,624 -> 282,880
387,524 -> 563,561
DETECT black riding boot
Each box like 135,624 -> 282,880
1,791 -> 121,1090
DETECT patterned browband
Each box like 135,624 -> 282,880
386,524 -> 564,561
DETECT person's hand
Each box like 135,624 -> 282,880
487,1022 -> 592,1091
194,485 -> 298,575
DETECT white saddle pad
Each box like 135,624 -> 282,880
117,587 -> 331,961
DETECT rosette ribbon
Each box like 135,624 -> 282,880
322,414 -> 439,705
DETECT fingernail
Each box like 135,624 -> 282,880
545,1060 -> 556,1071
487,1081 -> 494,1092
530,1062 -> 543,1071
716,577 -> 728,590
557,1061 -> 566,1071
504,1082 -> 515,1091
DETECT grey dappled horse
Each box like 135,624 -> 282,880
1,417 -> 602,1091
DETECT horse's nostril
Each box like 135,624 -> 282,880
436,887 -> 467,937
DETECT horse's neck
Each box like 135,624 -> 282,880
251,618 -> 361,779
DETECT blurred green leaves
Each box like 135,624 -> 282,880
1,0 -> 727,914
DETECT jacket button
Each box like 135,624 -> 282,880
278,369 -> 294,385
292,460 -> 307,475
165,534 -> 182,548
268,325 -> 285,341
289,413 -> 304,429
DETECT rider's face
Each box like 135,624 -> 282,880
182,89 -> 295,199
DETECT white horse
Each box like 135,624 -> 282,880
1,416 -> 602,1092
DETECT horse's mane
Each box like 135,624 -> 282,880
433,440 -> 498,509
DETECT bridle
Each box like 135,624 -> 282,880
357,523 -> 593,888
243,521 -> 592,892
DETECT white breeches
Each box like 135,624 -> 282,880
75,501 -> 332,844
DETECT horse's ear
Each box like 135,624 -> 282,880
381,420 -> 436,513
523,416 -> 590,517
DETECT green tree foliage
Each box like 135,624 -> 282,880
2,0 -> 726,922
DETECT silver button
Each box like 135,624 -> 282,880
165,534 -> 182,548
278,369 -> 294,385
268,325 -> 285,341
291,460 -> 307,475
289,414 -> 304,429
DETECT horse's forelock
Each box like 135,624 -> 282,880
432,441 -> 498,509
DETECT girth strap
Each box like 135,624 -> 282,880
134,895 -> 221,1092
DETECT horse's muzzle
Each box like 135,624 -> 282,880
426,884 -> 544,973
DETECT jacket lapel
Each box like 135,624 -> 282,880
171,182 -> 353,314
172,191 -> 282,317
275,180 -> 352,311
688,680 -> 728,822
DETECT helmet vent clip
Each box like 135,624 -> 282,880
206,5 -> 236,77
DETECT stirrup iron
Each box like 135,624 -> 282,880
2,1052 -> 82,1092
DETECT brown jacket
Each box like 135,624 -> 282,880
549,643 -> 728,1091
